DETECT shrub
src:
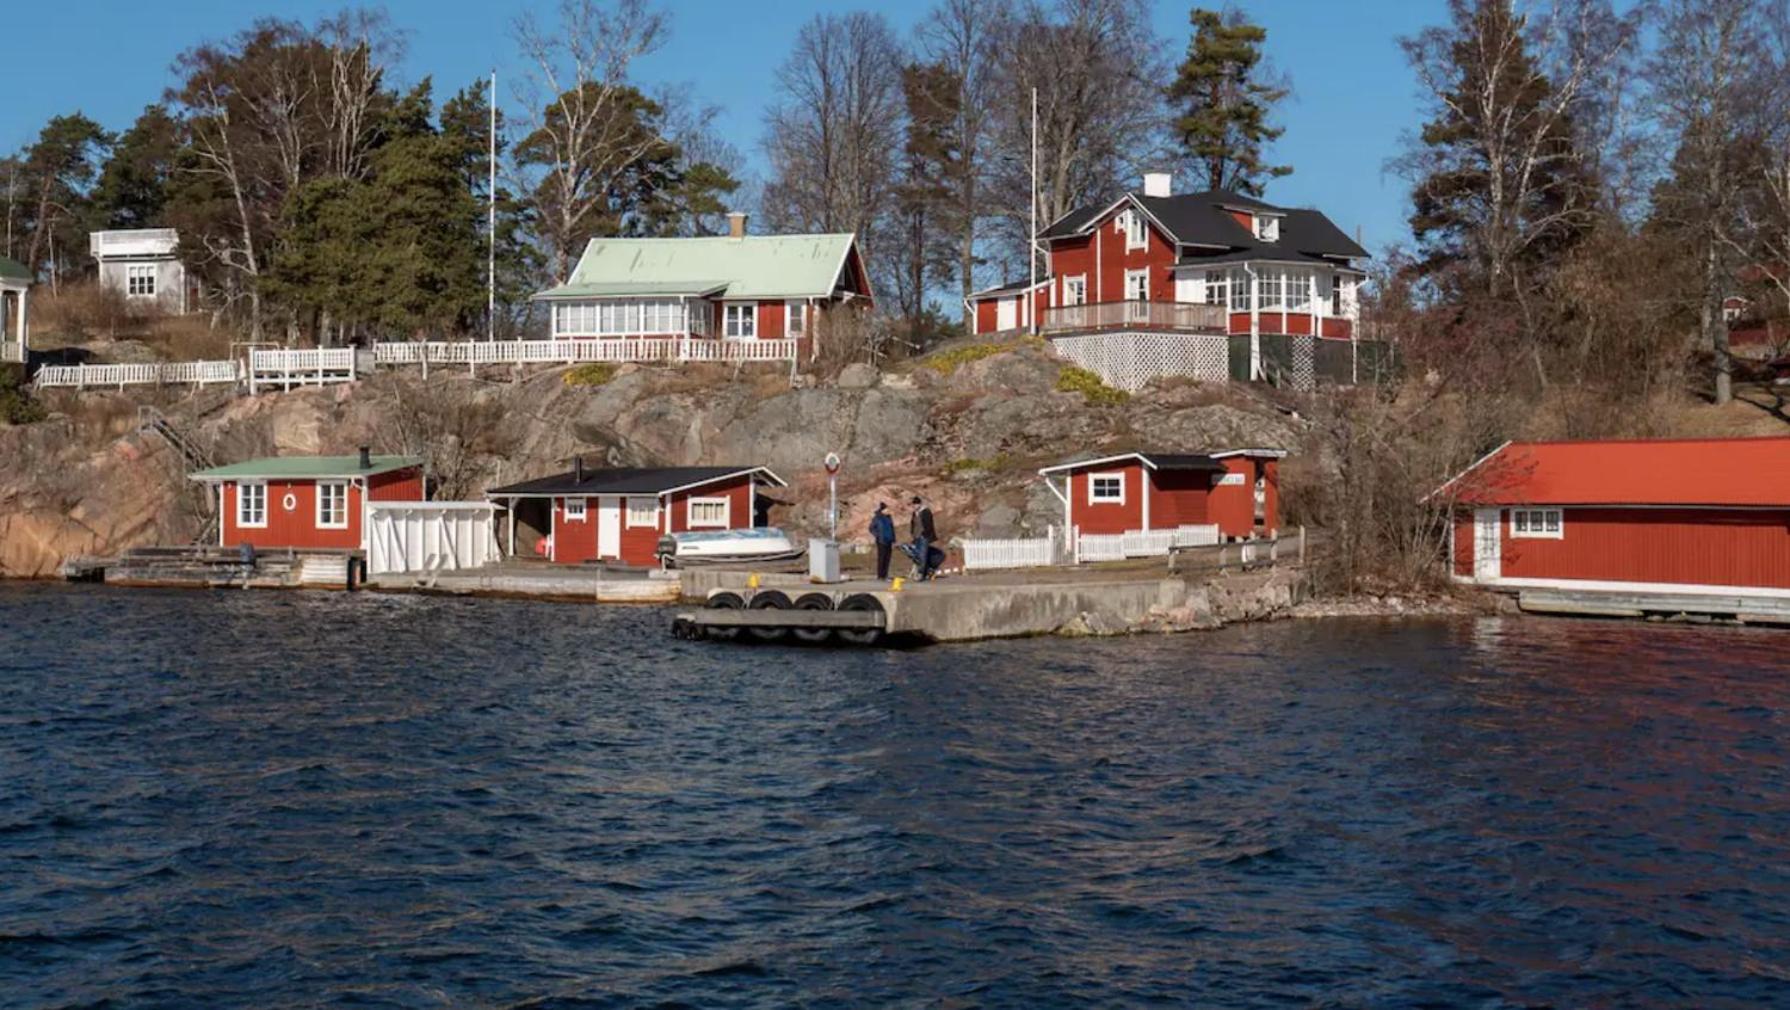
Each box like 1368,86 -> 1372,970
922,342 -> 1005,376
0,364 -> 46,425
563,363 -> 617,387
943,454 -> 1008,476
1055,365 -> 1128,405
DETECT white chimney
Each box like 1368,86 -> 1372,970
1142,172 -> 1172,198
728,212 -> 749,239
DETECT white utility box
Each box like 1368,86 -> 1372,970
808,538 -> 842,583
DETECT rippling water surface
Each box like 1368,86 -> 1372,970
2,584 -> 1788,1008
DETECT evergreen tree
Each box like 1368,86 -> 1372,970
1165,7 -> 1290,196
19,114 -> 112,276
92,106 -> 181,229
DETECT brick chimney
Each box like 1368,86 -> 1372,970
1142,172 -> 1172,198
728,212 -> 749,239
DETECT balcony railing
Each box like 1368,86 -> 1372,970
1042,300 -> 1226,334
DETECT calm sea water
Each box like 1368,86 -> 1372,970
1,584 -> 1787,1008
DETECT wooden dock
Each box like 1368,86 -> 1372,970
1518,587 -> 1790,625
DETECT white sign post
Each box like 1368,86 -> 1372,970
824,452 -> 841,540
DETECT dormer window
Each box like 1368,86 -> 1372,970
1118,209 -> 1147,251
1254,215 -> 1280,242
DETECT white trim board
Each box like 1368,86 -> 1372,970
1476,575 -> 1790,601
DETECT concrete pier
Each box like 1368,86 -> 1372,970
370,563 -> 683,603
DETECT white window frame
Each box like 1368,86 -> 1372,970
1205,270 -> 1227,307
1287,268 -> 1311,312
1331,273 -> 1344,316
1229,269 -> 1250,312
563,497 -> 587,522
1062,275 -> 1087,307
315,480 -> 349,529
1121,209 -> 1147,251
723,303 -> 756,339
1087,471 -> 1126,505
126,263 -> 157,298
687,496 -> 731,529
1124,268 -> 1149,302
1254,215 -> 1280,242
236,481 -> 267,529
1510,508 -> 1563,540
625,496 -> 658,528
785,300 -> 805,337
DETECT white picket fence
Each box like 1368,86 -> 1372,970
34,360 -> 242,389
961,528 -> 1060,571
1075,524 -> 1221,563
247,348 -> 357,393
371,337 -> 800,368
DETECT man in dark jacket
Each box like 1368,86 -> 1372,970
869,502 -> 896,580
909,495 -> 938,579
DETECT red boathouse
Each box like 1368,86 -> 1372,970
486,462 -> 786,567
190,450 -> 426,552
1437,437 -> 1790,596
1038,449 -> 1285,543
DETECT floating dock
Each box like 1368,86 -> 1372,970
1518,586 -> 1790,625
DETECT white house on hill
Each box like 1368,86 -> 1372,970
90,229 -> 191,314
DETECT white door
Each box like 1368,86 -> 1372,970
597,496 -> 622,559
1473,508 -> 1501,581
996,296 -> 1018,331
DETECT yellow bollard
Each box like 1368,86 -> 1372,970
891,577 -> 905,593
747,573 -> 761,589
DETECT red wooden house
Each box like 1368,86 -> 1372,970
532,214 -> 873,362
1038,449 -> 1285,549
967,173 -> 1367,391
190,450 -> 425,552
1438,437 -> 1790,597
486,461 -> 787,567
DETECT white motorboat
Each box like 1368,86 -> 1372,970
656,527 -> 806,568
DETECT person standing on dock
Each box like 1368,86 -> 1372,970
909,496 -> 938,580
870,502 -> 896,580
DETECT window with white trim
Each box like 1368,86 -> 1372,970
1063,275 -> 1087,306
626,496 -> 658,528
724,303 -> 756,338
1125,268 -> 1148,302
1287,269 -> 1311,312
688,496 -> 730,528
126,264 -> 157,298
1254,215 -> 1280,242
785,300 -> 805,337
1205,270 -> 1227,306
1331,273 -> 1344,316
1229,269 -> 1250,311
1088,472 -> 1126,504
316,480 -> 349,529
1510,508 -> 1563,539
1260,270 -> 1284,310
1120,209 -> 1146,250
563,497 -> 587,521
237,482 -> 267,528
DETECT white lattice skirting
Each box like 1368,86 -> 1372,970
1048,332 -> 1230,392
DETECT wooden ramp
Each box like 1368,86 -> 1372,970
1519,587 -> 1790,626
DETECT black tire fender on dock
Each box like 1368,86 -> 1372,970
835,593 -> 886,647
746,589 -> 792,643
791,592 -> 836,645
703,590 -> 746,642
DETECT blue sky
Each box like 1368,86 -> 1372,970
1,1 -> 1440,255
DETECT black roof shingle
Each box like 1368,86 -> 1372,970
487,464 -> 783,498
1042,188 -> 1368,261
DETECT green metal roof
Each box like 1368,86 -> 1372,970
189,455 -> 423,481
0,256 -> 31,284
536,233 -> 859,301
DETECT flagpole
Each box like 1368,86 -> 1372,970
488,69 -> 497,343
1028,85 -> 1037,336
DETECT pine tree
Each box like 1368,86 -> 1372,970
93,106 -> 180,229
1165,7 -> 1290,196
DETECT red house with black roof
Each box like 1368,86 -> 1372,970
1437,437 -> 1790,597
1038,448 -> 1286,547
969,173 -> 1367,390
486,462 -> 786,567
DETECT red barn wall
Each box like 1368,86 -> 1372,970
666,476 -> 755,534
1068,463 -> 1146,535
369,467 -> 424,501
551,496 -> 599,564
1497,507 -> 1790,589
222,479 -> 359,551
1148,469 -> 1214,528
1452,514 -> 1475,577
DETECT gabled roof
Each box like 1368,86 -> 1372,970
1432,437 -> 1790,507
0,256 -> 30,284
536,233 -> 865,301
190,455 -> 423,481
487,465 -> 787,498
1038,449 -> 1286,475
1041,189 -> 1368,262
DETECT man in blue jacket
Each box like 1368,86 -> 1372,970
869,501 -> 896,580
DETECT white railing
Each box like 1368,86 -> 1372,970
1075,524 -> 1221,563
35,359 -> 241,389
372,338 -> 800,368
1043,300 -> 1227,334
961,528 -> 1059,571
247,348 -> 356,393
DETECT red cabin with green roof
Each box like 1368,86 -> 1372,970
190,450 -> 425,552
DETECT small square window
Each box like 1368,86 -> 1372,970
316,481 -> 349,529
563,498 -> 587,522
724,304 -> 756,338
626,497 -> 658,528
688,497 -> 730,528
126,264 -> 157,298
1088,472 -> 1125,504
237,482 -> 267,528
